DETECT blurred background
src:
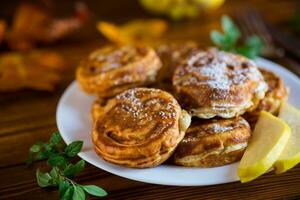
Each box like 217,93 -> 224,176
0,0 -> 298,46
0,0 -> 299,94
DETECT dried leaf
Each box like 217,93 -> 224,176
7,2 -> 90,50
139,0 -> 225,20
47,2 -> 90,42
97,19 -> 168,46
0,51 -> 67,91
0,20 -> 6,45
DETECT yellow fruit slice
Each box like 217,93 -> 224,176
238,111 -> 291,183
274,103 -> 300,174
195,0 -> 225,10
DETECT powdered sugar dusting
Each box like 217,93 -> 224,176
211,123 -> 234,132
177,48 -> 265,95
181,137 -> 201,143
115,88 -> 177,122
181,117 -> 249,143
87,45 -> 146,73
199,62 -> 230,90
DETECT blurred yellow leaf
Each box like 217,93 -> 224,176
7,2 -> 90,50
0,51 -> 67,92
139,0 -> 225,20
97,19 -> 168,45
0,20 -> 6,45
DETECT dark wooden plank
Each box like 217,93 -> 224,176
0,163 -> 145,199
1,162 -> 300,200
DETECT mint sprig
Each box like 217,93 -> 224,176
210,15 -> 264,59
28,132 -> 107,199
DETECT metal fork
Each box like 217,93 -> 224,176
234,8 -> 300,76
233,8 -> 285,58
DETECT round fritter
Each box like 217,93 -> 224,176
244,68 -> 288,128
151,42 -> 198,95
76,45 -> 162,98
172,48 -> 268,119
155,42 -> 198,82
91,98 -> 107,122
174,116 -> 251,167
92,88 -> 191,168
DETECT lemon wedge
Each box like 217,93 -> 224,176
274,103 -> 300,174
238,111 -> 291,183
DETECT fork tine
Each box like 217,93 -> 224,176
233,9 -> 260,41
232,7 -> 284,57
243,8 -> 285,57
235,8 -> 270,46
233,12 -> 251,40
244,8 -> 273,45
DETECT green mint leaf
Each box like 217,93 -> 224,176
236,47 -> 250,57
30,144 -> 42,153
222,16 -> 240,49
62,186 -> 74,200
36,151 -> 49,161
222,15 -> 240,40
65,141 -> 83,157
210,15 -> 240,52
210,15 -> 263,59
64,160 -> 85,178
36,169 -> 52,187
222,15 -> 235,33
49,167 -> 61,183
73,185 -> 85,200
45,144 -> 53,152
222,34 -> 236,50
29,133 -> 106,199
210,31 -> 224,46
245,35 -> 263,50
83,185 -> 107,197
236,36 -> 263,58
48,155 -> 66,168
50,132 -> 62,145
59,181 -> 70,198
27,142 -> 44,164
237,47 -> 257,59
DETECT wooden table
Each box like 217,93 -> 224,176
1,0 -> 300,199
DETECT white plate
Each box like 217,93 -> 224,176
56,58 -> 300,186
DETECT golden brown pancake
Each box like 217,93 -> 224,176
76,45 -> 162,98
174,116 -> 251,167
172,48 -> 268,119
92,88 -> 191,168
151,42 -> 198,95
244,68 -> 288,128
155,42 -> 198,82
91,98 -> 108,122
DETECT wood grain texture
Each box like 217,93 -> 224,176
0,0 -> 300,199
